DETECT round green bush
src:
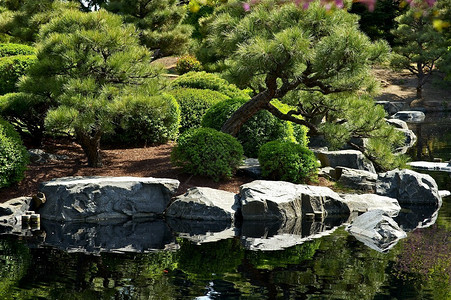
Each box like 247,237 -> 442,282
0,118 -> 29,188
258,140 -> 318,183
201,98 -> 294,158
103,93 -> 181,146
175,55 -> 202,75
171,71 -> 250,99
168,87 -> 229,133
0,55 -> 37,94
171,127 -> 243,181
0,43 -> 36,57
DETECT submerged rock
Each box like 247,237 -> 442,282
239,180 -> 349,221
165,187 -> 240,221
347,210 -> 407,252
38,176 -> 179,222
376,169 -> 442,206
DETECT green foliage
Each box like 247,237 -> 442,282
0,118 -> 28,188
201,98 -> 295,157
103,93 -> 180,146
171,127 -> 243,181
171,71 -> 250,99
258,140 -> 318,183
0,43 -> 35,57
0,238 -> 31,298
0,55 -> 36,94
24,8 -> 163,167
103,0 -> 193,56
0,93 -> 48,146
168,87 -> 229,133
175,55 -> 202,75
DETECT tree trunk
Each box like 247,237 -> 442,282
75,129 -> 103,168
416,86 -> 422,99
221,90 -> 273,136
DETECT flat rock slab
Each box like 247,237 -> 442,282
391,110 -> 425,123
347,210 -> 407,252
38,176 -> 180,222
376,169 -> 441,206
341,194 -> 401,218
408,161 -> 451,173
165,187 -> 239,221
240,180 -> 349,221
314,150 -> 376,173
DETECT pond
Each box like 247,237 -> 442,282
0,113 -> 450,299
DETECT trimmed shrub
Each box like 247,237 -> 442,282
258,140 -> 318,184
0,92 -> 48,146
171,71 -> 250,99
0,118 -> 29,188
103,93 -> 181,146
171,127 -> 243,181
0,55 -> 37,94
0,43 -> 36,57
201,98 -> 294,158
168,87 -> 229,133
175,55 -> 202,75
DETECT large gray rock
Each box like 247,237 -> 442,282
376,169 -> 442,206
239,180 -> 349,221
165,187 -> 240,221
341,194 -> 401,218
376,101 -> 408,115
391,110 -> 425,123
347,210 -> 407,252
314,150 -> 376,173
336,167 -> 377,192
38,176 -> 179,222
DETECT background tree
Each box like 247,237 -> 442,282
103,0 -> 193,57
196,0 -> 405,170
391,5 -> 449,98
21,8 -> 164,167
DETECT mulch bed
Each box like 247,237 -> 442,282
0,138 -> 254,203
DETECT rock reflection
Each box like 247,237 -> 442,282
40,219 -> 175,254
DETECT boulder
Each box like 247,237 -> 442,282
165,187 -> 240,221
336,167 -> 377,192
341,194 -> 401,218
408,161 -> 451,173
237,158 -> 262,179
376,101 -> 407,115
346,210 -> 407,252
313,149 -> 376,173
0,197 -> 32,234
38,176 -> 180,222
391,110 -> 425,123
386,118 -> 409,130
28,149 -> 69,164
239,180 -> 349,221
376,169 -> 442,206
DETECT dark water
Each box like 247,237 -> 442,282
0,113 -> 450,299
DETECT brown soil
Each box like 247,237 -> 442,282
0,138 -> 254,202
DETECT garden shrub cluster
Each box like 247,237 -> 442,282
168,87 -> 229,133
171,71 -> 250,100
175,55 -> 202,74
258,140 -> 318,184
0,55 -> 37,95
201,98 -> 298,158
0,118 -> 29,188
0,43 -> 35,57
102,93 -> 181,146
171,127 -> 243,181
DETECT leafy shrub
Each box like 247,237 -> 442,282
201,98 -> 294,158
102,93 -> 181,146
258,140 -> 318,183
171,71 -> 250,99
0,92 -> 48,147
0,118 -> 29,188
0,55 -> 37,94
175,55 -> 202,75
270,99 -> 309,147
168,87 -> 229,133
171,127 -> 243,181
0,43 -> 36,57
